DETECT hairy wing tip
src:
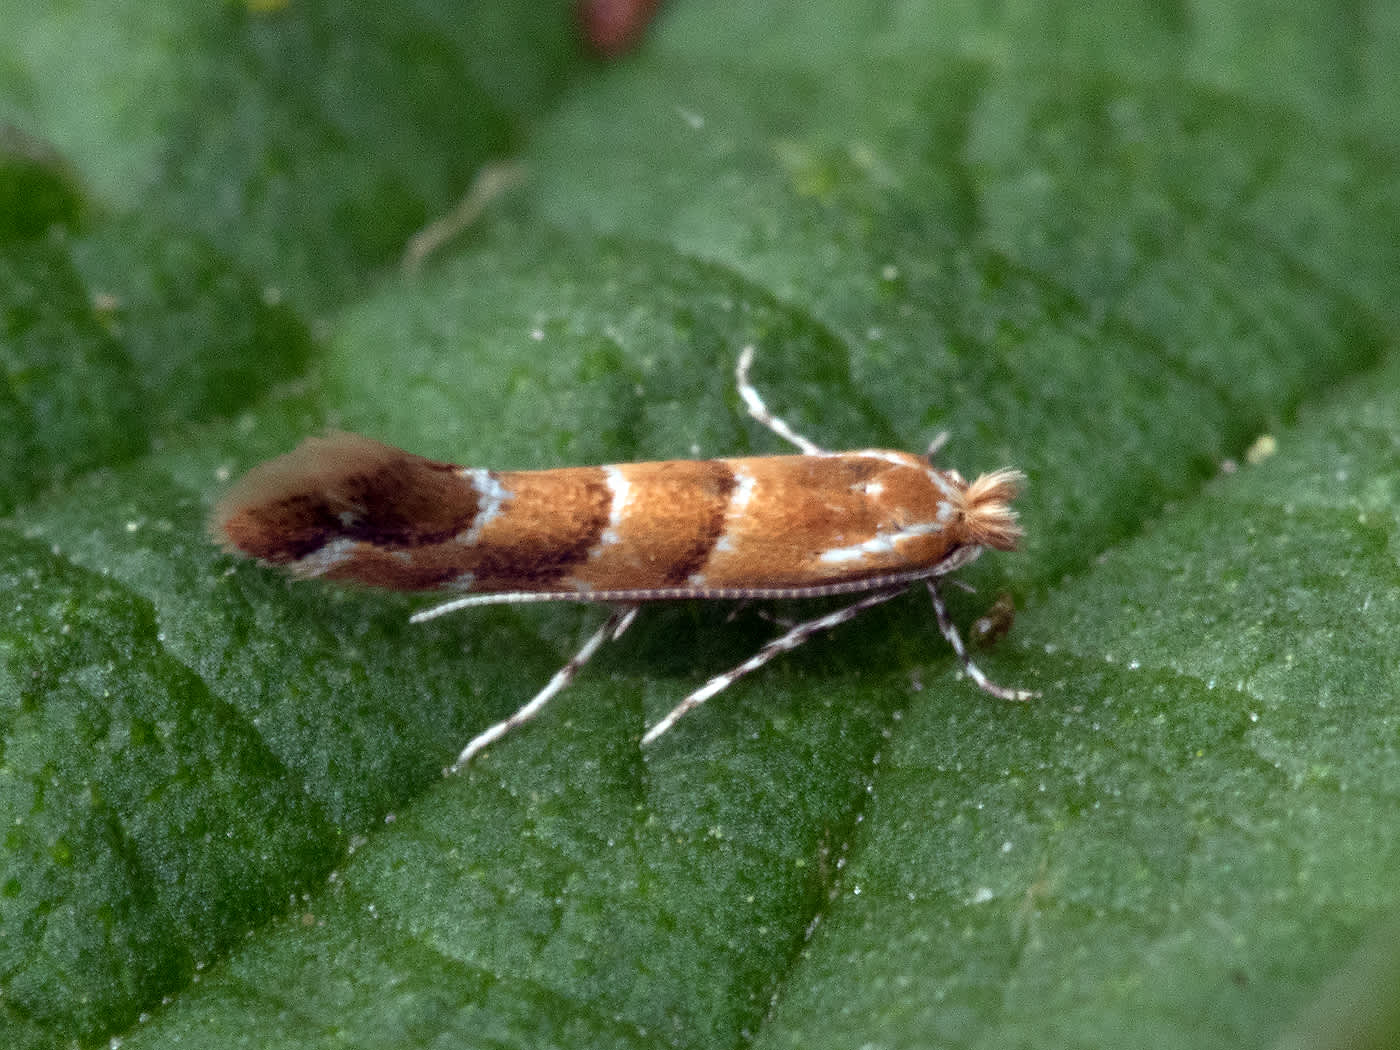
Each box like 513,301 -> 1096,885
209,432 -> 408,560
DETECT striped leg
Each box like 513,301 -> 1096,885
735,345 -> 826,454
926,580 -> 1037,701
641,588 -> 905,746
448,604 -> 640,773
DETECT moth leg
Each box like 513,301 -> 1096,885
641,588 -> 905,746
735,345 -> 826,454
448,603 -> 640,773
750,606 -> 799,630
926,580 -> 1037,701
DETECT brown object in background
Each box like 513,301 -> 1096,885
971,592 -> 1017,648
579,0 -> 664,58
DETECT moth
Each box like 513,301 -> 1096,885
212,348 -> 1033,771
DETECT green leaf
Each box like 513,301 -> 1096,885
3,2 -> 1399,1049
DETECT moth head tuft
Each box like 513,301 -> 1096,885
961,469 -> 1025,552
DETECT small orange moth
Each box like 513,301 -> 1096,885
212,348 -> 1033,772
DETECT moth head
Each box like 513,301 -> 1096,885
960,469 -> 1025,552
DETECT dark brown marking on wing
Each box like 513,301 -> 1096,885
212,433 -> 482,564
660,460 -> 738,584
466,468 -> 613,589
